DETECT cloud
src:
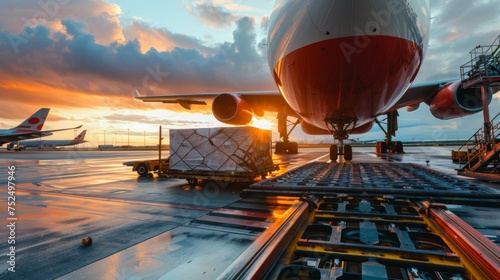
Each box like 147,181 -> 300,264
84,11 -> 124,44
123,21 -> 211,53
0,0 -> 123,44
187,2 -> 240,28
260,16 -> 269,33
0,5 -> 273,114
416,0 -> 500,82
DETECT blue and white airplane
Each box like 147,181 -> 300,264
8,130 -> 87,150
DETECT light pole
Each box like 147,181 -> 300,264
127,129 -> 130,146
144,131 -> 146,147
103,130 -> 107,145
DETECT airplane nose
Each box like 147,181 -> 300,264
305,0 -> 420,40
305,0 -> 338,36
306,0 -> 381,38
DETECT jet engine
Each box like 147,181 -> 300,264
212,93 -> 253,125
429,81 -> 491,120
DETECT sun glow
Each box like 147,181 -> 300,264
250,118 -> 273,130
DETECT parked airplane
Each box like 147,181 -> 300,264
7,130 -> 87,150
136,0 -> 494,161
0,108 -> 82,150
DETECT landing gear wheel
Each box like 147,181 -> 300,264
376,141 -> 388,154
136,163 -> 149,177
330,145 -> 338,161
275,142 -> 284,154
187,178 -> 198,187
289,142 -> 298,154
344,144 -> 353,161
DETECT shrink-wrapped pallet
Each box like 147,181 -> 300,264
169,127 -> 274,173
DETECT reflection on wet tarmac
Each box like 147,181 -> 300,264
0,147 -> 498,279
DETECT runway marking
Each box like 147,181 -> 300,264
308,153 -> 330,164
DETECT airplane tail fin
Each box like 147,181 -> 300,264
12,108 -> 50,132
74,130 -> 87,142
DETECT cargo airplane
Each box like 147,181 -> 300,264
7,130 -> 87,150
0,108 -> 82,151
136,0 -> 493,161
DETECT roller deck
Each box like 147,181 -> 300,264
219,162 -> 500,279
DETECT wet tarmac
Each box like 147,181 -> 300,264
0,146 -> 498,279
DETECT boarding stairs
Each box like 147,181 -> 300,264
458,112 -> 500,173
461,35 -> 500,88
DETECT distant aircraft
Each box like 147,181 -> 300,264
0,108 -> 82,150
7,130 -> 87,150
136,0 -> 497,161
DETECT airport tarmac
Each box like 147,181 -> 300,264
0,146 -> 499,279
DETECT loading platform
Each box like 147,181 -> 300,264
460,35 -> 500,89
457,35 -> 500,181
218,162 -> 500,279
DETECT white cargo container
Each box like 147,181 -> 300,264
169,126 -> 275,173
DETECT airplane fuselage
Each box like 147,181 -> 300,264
267,0 -> 431,132
12,139 -> 86,149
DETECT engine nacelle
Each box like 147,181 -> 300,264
429,81 -> 491,120
212,94 -> 253,125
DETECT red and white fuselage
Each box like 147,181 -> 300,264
267,0 -> 431,133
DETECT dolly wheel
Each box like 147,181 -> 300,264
136,163 -> 149,177
187,178 -> 198,187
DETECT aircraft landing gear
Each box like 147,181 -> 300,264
326,117 -> 357,162
275,113 -> 300,154
330,142 -> 353,161
275,141 -> 298,154
375,111 -> 404,154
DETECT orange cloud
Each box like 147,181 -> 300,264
124,21 -> 211,54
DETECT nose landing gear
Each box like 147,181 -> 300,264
326,118 -> 356,162
330,142 -> 353,161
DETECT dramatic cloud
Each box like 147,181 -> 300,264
416,0 -> 500,82
0,2 -> 273,119
123,21 -> 211,53
187,2 -> 240,28
0,0 -> 123,43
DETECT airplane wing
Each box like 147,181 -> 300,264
0,132 -> 53,145
135,90 -> 297,116
387,78 -> 499,121
135,90 -> 288,111
0,125 -> 83,145
135,80 -> 459,118
387,79 -> 455,112
135,78 -> 493,132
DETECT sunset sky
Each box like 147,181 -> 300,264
1,0 -> 499,147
